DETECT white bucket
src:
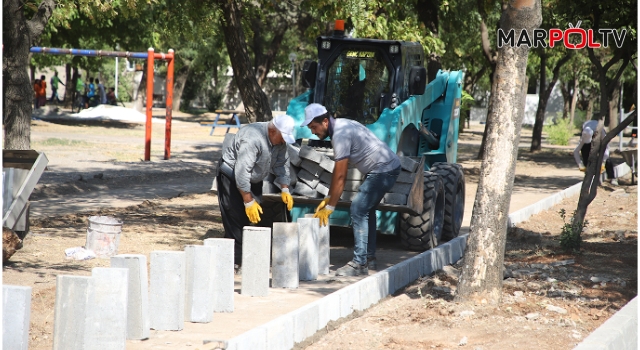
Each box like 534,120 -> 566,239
85,216 -> 123,258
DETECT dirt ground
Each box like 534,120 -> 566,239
2,107 -> 637,349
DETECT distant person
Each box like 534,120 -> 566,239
87,77 -> 96,107
106,87 -> 117,105
75,73 -> 85,105
35,76 -> 47,108
96,78 -> 107,104
574,119 -> 617,185
49,71 -> 65,103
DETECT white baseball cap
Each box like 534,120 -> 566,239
582,127 -> 594,144
273,114 -> 296,144
302,103 -> 328,127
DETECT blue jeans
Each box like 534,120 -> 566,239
349,166 -> 400,265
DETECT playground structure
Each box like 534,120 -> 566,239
29,46 -> 175,161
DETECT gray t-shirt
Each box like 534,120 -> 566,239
331,118 -> 400,174
222,122 -> 290,192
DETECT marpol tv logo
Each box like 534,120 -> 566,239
497,21 -> 627,49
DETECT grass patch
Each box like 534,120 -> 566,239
34,138 -> 91,147
544,118 -> 575,146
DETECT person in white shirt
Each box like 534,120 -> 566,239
573,120 -> 617,185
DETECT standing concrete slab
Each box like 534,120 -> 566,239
203,238 -> 235,312
89,267 -> 128,350
297,218 -> 319,281
241,227 -> 272,297
305,214 -> 330,275
53,275 -> 95,350
185,245 -> 216,323
272,222 -> 299,288
110,254 -> 150,340
149,251 -> 186,330
3,285 -> 32,350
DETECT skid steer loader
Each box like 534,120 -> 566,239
267,20 -> 465,251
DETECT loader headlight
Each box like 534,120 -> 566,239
389,45 -> 399,54
321,41 -> 331,50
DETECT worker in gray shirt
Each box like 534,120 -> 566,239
216,114 -> 297,269
573,119 -> 616,185
302,103 -> 401,276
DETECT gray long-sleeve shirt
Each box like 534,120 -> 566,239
221,122 -> 290,192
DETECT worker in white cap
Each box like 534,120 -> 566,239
215,114 -> 297,271
302,103 -> 401,277
573,119 -> 617,185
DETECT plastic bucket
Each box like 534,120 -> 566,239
85,216 -> 123,258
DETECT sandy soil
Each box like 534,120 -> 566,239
2,109 -> 637,349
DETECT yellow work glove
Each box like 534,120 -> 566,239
244,200 -> 263,224
281,188 -> 294,211
578,163 -> 586,172
600,164 -> 606,174
316,196 -> 331,212
314,205 -> 334,227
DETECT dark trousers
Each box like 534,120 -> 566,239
581,143 -> 615,179
217,167 -> 290,265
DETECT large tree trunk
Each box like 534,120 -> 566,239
559,81 -> 570,119
216,0 -> 271,123
457,0 -> 542,305
172,64 -> 191,112
133,66 -> 147,112
531,52 -> 571,151
3,0 -> 56,149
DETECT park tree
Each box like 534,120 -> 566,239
4,0 -> 57,149
456,0 -> 542,304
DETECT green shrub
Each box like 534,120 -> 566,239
559,209 -> 584,252
544,117 -> 575,145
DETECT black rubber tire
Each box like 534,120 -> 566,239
399,172 -> 445,251
430,162 -> 465,241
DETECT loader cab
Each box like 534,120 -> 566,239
301,33 -> 427,126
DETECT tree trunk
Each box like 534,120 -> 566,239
569,76 -> 579,124
133,65 -> 147,112
559,81 -> 570,119
531,52 -> 571,151
586,98 -> 594,121
216,0 -> 272,123
587,48 -> 628,123
63,64 -> 73,106
571,111 -> 636,236
457,0 -> 542,305
3,0 -> 56,150
608,82 -> 620,130
172,64 -> 191,112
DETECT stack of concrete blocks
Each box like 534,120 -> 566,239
185,245 -> 216,322
3,285 -> 32,350
381,156 -> 420,206
271,222 -> 300,288
297,217 -> 319,281
241,226 -> 272,297
149,251 -> 186,331
290,145 -> 333,198
304,213 -> 330,275
110,254 -> 150,340
203,238 -> 235,312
